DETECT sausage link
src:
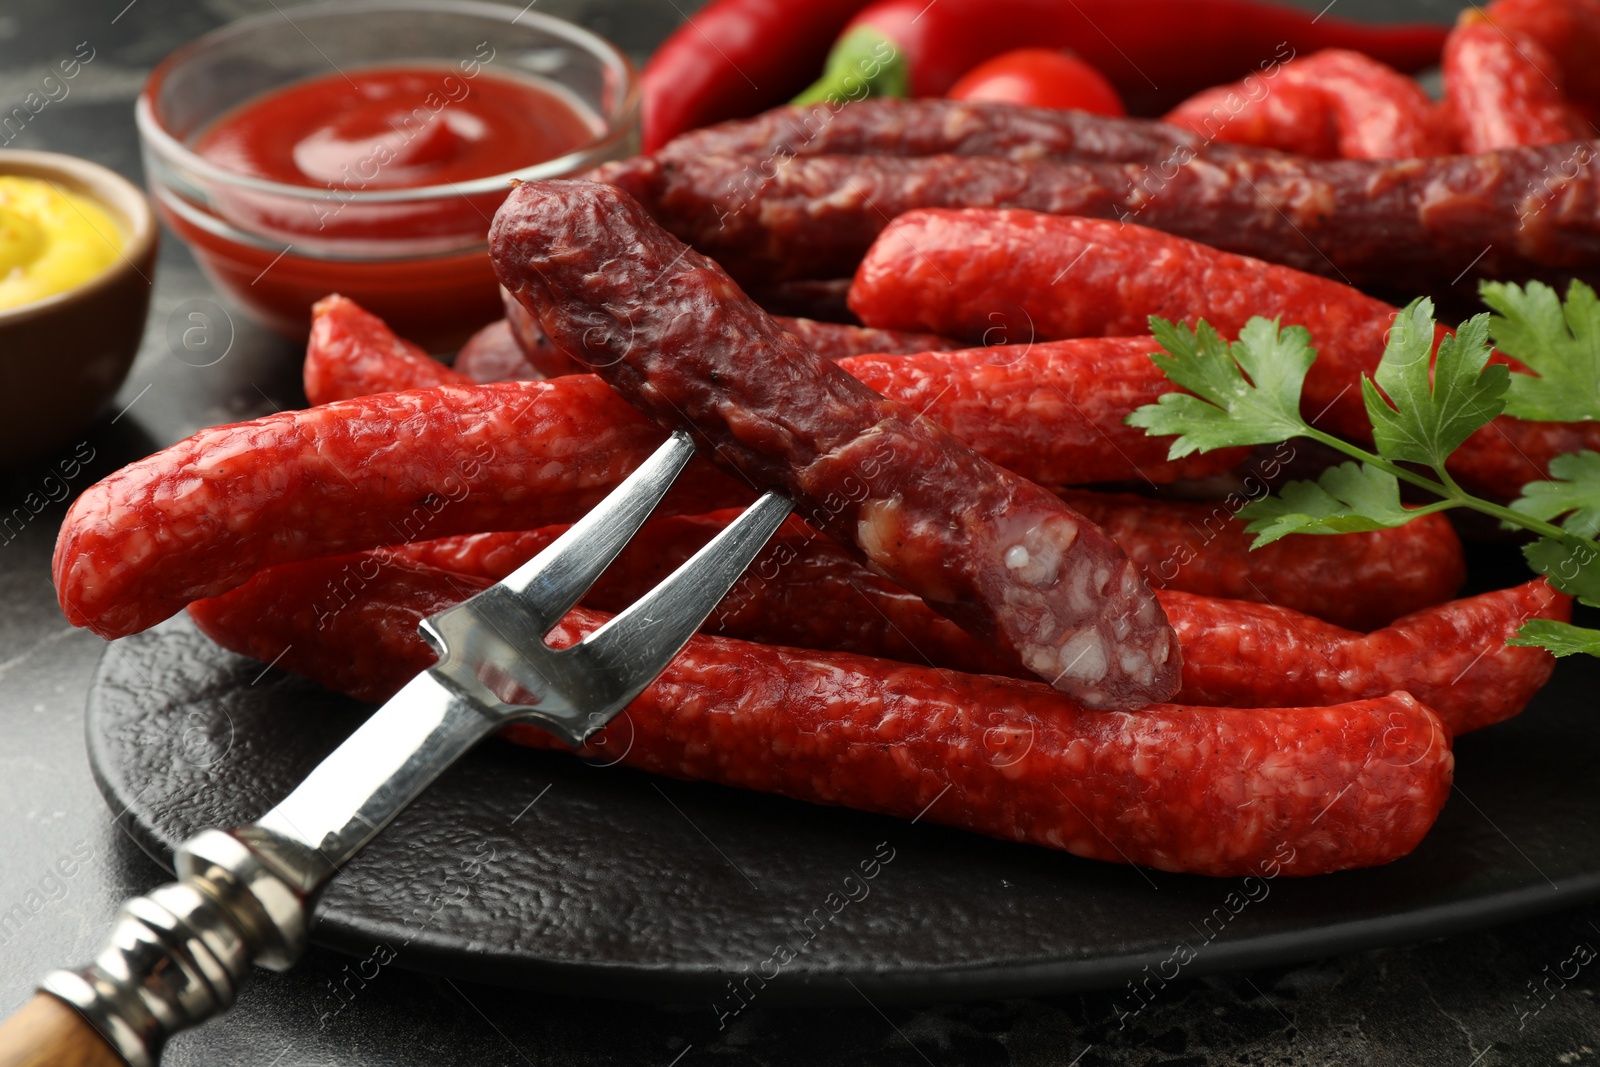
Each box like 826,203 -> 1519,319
496,284 -> 586,379
850,210 -> 1600,498
1057,489 -> 1465,630
53,379 -> 748,639
1168,50 -> 1451,160
408,476 -> 1467,634
515,677 -> 1449,878
845,341 -> 1247,485
1165,581 -> 1567,736
776,317 -> 961,359
592,144 -> 1600,290
454,319 -> 542,385
190,551 -> 483,703
749,279 -> 858,323
490,179 -> 1181,709
476,289 -> 959,379
1277,49 -> 1454,159
187,566 -> 1452,877
304,294 -> 469,404
655,98 -> 1266,165
308,288 -> 1239,487
1165,81 -> 1339,158
1443,18 -> 1589,153
387,507 -> 1535,735
397,511 -> 1025,678
63,324 -> 1242,638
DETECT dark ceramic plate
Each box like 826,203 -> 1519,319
87,577 -> 1600,1005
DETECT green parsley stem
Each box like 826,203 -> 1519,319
1295,426 -> 1598,551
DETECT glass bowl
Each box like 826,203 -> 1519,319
137,0 -> 639,352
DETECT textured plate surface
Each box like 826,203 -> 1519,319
88,608 -> 1600,1005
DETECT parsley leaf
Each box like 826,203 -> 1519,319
1362,299 -> 1508,473
1482,279 -> 1600,423
1126,316 -> 1313,458
1235,462 -> 1431,546
1130,290 -> 1600,663
1523,535 -> 1600,608
1508,619 -> 1600,657
1511,450 -> 1600,538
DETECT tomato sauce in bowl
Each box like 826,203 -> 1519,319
198,67 -> 597,194
139,1 -> 639,350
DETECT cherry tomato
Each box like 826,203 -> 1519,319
946,48 -> 1125,115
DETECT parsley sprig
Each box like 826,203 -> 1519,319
1127,283 -> 1600,658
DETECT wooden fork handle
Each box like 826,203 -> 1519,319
0,830 -> 311,1067
0,994 -> 125,1067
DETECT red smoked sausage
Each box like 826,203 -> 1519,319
61,329 -> 1243,639
490,179 -> 1180,709
849,210 -> 1600,498
454,319 -> 541,384
303,295 -> 468,404
774,317 -> 961,360
1482,0 -> 1600,125
518,622 -> 1451,878
405,479 -> 1468,634
655,98 -> 1268,165
379,510 -> 1542,735
304,294 -> 1236,486
185,563 -> 1453,877
53,380 -> 749,639
1057,489 -> 1465,631
450,311 -> 962,387
1266,49 -> 1452,159
1166,581 -> 1566,736
593,143 -> 1600,291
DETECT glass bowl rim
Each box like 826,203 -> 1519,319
135,0 -> 640,206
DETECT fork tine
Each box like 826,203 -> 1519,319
421,440 -> 789,749
497,430 -> 698,631
575,490 -> 793,708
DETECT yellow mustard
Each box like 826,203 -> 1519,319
0,176 -> 122,311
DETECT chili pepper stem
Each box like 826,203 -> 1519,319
792,27 -> 910,105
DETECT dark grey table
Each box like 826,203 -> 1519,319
3,0 -> 1596,1063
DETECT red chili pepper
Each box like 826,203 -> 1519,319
640,0 -> 877,151
946,48 -> 1125,116
793,0 -> 1448,116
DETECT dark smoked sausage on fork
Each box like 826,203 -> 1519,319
490,179 -> 1182,709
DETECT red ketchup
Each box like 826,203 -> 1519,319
174,67 -> 600,349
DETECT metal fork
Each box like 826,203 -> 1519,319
5,431 -> 790,1067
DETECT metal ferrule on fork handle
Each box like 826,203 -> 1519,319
40,828 -> 310,1067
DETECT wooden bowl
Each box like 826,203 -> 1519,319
0,150 -> 156,466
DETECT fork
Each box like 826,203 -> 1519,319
0,430 -> 791,1067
